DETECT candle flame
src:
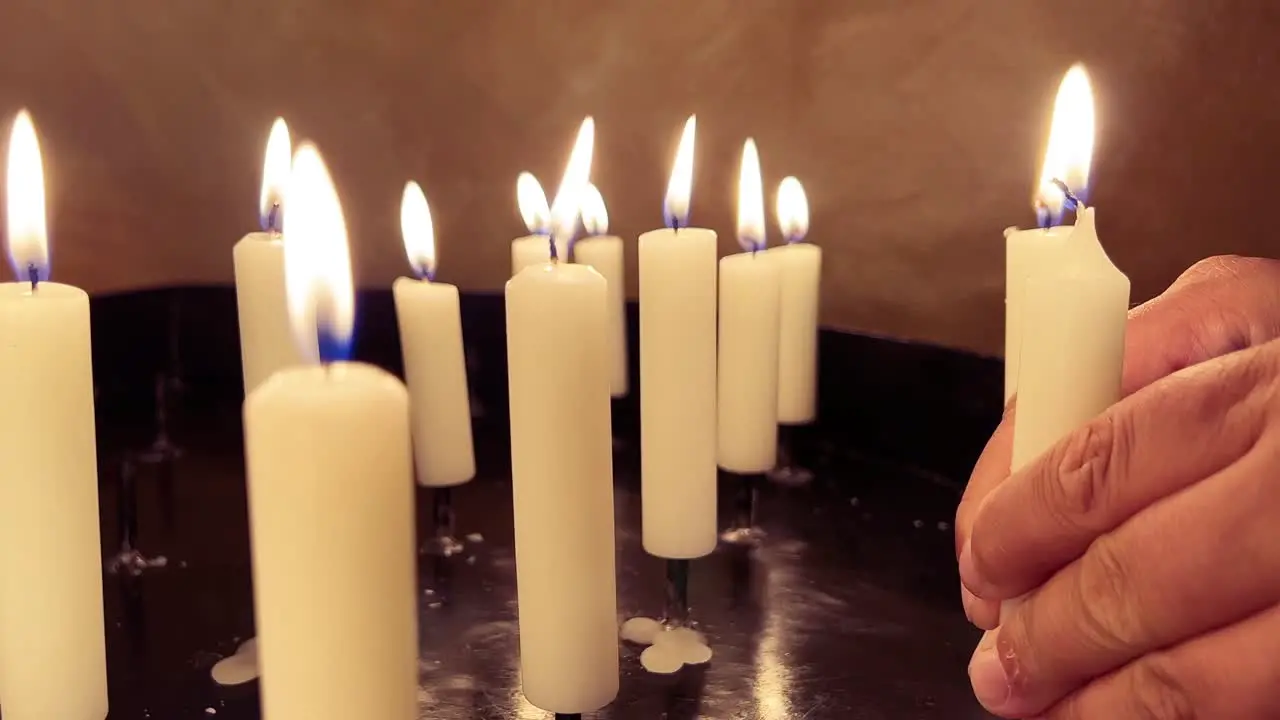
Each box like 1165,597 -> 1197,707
5,110 -> 48,283
664,115 -> 696,229
400,180 -> 435,279
516,172 -> 551,236
283,142 -> 354,364
580,183 -> 609,236
776,176 -> 808,243
259,117 -> 291,233
736,138 -> 765,252
549,116 -> 595,244
1036,64 -> 1095,226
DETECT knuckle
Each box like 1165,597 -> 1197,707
1129,655 -> 1195,720
1072,537 -> 1147,651
1047,415 -> 1127,525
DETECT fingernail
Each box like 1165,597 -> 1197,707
968,630 -> 1012,712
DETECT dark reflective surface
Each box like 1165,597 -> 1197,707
95,399 -> 992,719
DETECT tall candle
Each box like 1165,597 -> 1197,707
718,138 -> 781,473
0,110 -> 108,720
1005,65 -> 1095,403
234,117 -> 309,393
638,115 -> 718,559
769,177 -> 821,425
245,144 -> 418,720
1010,66 -> 1127,469
574,183 -> 629,398
511,172 -> 561,274
507,118 -> 619,713
392,181 -> 475,487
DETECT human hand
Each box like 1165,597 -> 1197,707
958,337 -> 1280,718
956,255 -> 1280,629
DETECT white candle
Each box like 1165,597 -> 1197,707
769,177 -> 821,425
638,115 -> 718,559
0,110 -> 108,720
574,183 -> 629,398
507,118 -> 619,713
1012,209 -> 1128,468
1011,65 -> 1128,469
718,138 -> 781,474
245,144 -> 418,720
1005,65 -> 1096,403
392,181 -> 475,487
234,117 -> 309,393
511,172 -> 563,274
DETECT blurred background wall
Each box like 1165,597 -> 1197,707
0,0 -> 1276,355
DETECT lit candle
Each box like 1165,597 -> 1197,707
717,138 -> 781,473
506,117 -> 619,713
1011,65 -> 1129,469
0,109 -> 108,720
392,181 -> 475,487
573,183 -> 629,398
511,172 -> 559,274
234,118 -> 309,393
1003,66 -> 1095,402
244,143 -> 418,720
637,115 -> 719,559
768,177 -> 821,424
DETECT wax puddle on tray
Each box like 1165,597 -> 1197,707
211,637 -> 259,686
620,617 -> 713,674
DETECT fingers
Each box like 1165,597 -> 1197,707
961,346 -> 1272,601
955,404 -> 1015,629
965,436 -> 1280,717
1045,603 -> 1280,720
1121,255 -> 1280,394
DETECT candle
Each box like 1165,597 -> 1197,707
392,181 -> 476,487
717,138 -> 782,473
234,118 -> 309,393
244,144 -> 418,720
1011,65 -> 1128,469
638,115 -> 719,559
1004,66 -> 1095,402
573,183 -> 629,398
769,177 -> 821,424
0,110 -> 108,720
507,117 -> 619,713
511,172 -> 560,274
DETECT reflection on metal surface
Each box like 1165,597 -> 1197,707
753,555 -> 793,720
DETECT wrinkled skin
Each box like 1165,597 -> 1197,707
954,256 -> 1280,718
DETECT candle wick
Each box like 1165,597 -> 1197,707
27,263 -> 38,292
265,202 -> 283,235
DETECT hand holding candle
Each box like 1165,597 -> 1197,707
392,181 -> 476,487
244,143 -> 418,720
574,182 -> 629,397
717,138 -> 782,473
770,177 -> 821,425
506,117 -> 619,713
234,118 -> 309,393
638,115 -> 719,559
0,110 -> 108,720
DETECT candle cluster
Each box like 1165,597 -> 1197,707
0,59 -> 1124,720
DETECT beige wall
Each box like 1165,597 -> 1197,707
0,0 -> 1276,355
